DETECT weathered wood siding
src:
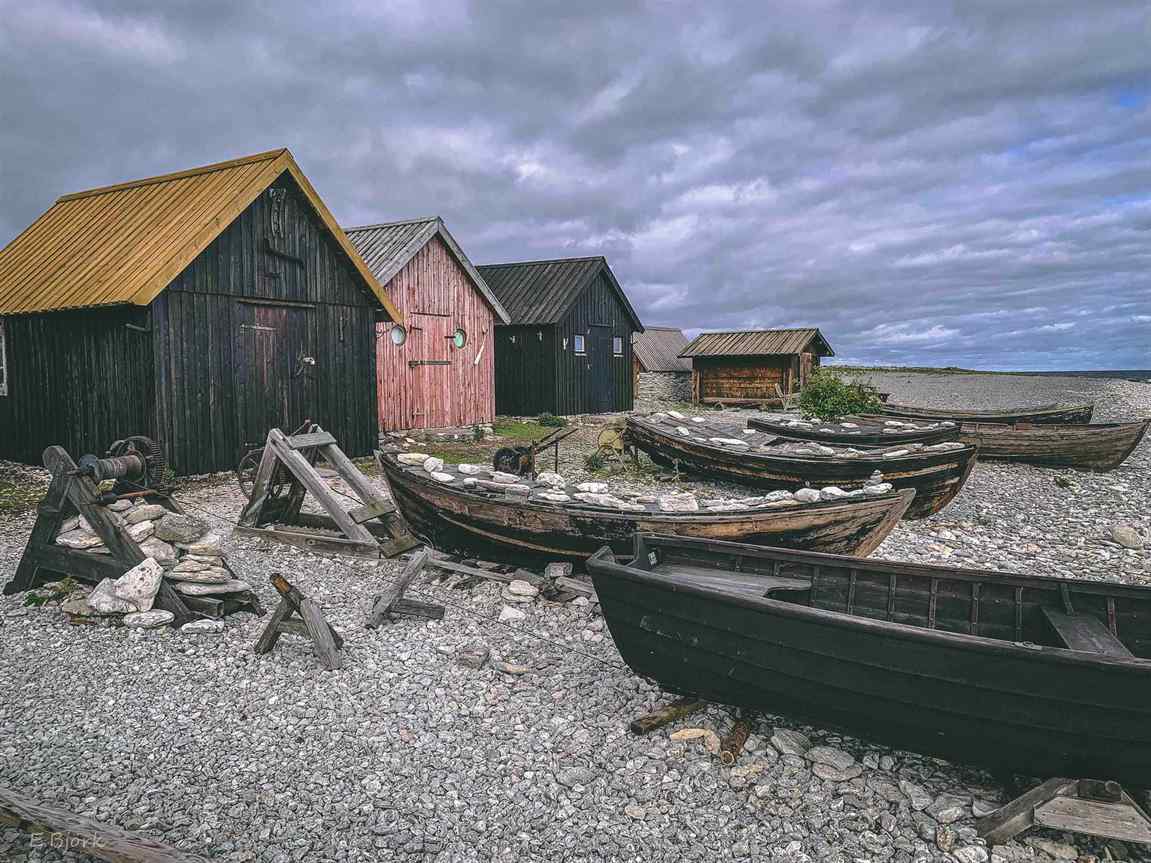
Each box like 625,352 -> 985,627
376,235 -> 497,430
693,356 -> 793,402
0,308 -> 153,465
150,171 -> 381,474
494,325 -> 557,415
554,270 -> 636,414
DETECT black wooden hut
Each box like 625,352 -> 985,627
0,149 -> 402,475
477,256 -> 643,416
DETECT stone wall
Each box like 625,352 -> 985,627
636,371 -> 692,407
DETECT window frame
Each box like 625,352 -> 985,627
573,334 -> 586,355
612,336 -> 623,356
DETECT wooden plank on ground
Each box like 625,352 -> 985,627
977,777 -> 1078,845
554,576 -> 596,599
366,548 -> 430,628
1034,796 -> 1151,844
0,785 -> 210,862
426,557 -> 518,584
349,499 -> 396,524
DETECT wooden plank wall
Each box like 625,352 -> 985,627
494,325 -> 557,415
0,307 -> 153,465
695,356 -> 791,401
152,171 -> 380,474
554,270 -> 636,414
376,235 -> 498,430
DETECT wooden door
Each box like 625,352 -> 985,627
589,325 -> 614,413
237,303 -> 315,449
410,314 -> 453,428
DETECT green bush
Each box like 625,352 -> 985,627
583,451 -> 607,472
797,370 -> 884,421
537,414 -> 568,428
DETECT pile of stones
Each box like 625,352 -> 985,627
53,500 -> 248,630
394,452 -> 896,513
776,416 -> 957,435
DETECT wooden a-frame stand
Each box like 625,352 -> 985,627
4,445 -> 195,626
254,573 -> 343,670
235,425 -> 418,558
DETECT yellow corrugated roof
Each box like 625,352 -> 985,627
0,149 -> 401,320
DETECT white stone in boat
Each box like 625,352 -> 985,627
536,471 -> 566,488
576,482 -> 608,493
397,452 -> 431,465
864,483 -> 894,495
490,471 -> 520,484
457,463 -> 487,475
430,471 -> 454,483
793,488 -> 821,503
535,492 -> 571,503
423,457 -> 445,473
658,494 -> 699,513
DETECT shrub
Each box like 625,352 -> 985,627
537,414 -> 568,428
583,451 -> 607,472
797,370 -> 884,421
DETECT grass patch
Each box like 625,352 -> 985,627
419,443 -> 488,465
492,419 -> 553,441
0,477 -> 47,516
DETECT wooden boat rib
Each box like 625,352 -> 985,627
959,419 -> 1149,471
748,416 -> 961,446
625,415 -> 978,520
880,401 -> 1094,425
587,535 -> 1151,785
376,453 -> 916,565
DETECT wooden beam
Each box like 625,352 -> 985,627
287,431 -> 337,449
976,777 -> 1078,845
366,548 -> 430,628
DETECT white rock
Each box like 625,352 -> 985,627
457,463 -> 487,475
58,516 -> 82,534
576,482 -> 609,493
841,422 -> 859,428
462,477 -> 478,488
573,492 -> 645,511
1111,525 -> 1144,549
139,537 -> 177,565
536,471 -> 566,488
793,488 -> 821,503
123,609 -> 174,629
166,566 -> 231,584
397,452 -> 431,465
154,512 -> 207,543
925,441 -> 966,451
763,490 -> 795,503
430,471 -> 454,483
883,420 -> 905,427
490,471 -> 521,484
864,483 -> 894,495
535,492 -> 572,503
111,558 -> 164,612
181,619 -> 226,634
819,487 -> 848,501
422,456 -> 445,473
667,410 -> 685,420
88,578 -> 137,614
178,531 -> 225,556
107,498 -> 134,512
709,437 -> 750,447
55,529 -> 104,549
498,605 -> 527,623
126,519 -> 155,542
473,479 -> 530,496
884,449 -> 910,457
676,426 -> 691,436
658,493 -> 699,512
173,579 -> 252,596
125,504 -> 167,524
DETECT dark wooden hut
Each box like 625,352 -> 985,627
680,328 -> 834,405
345,217 -> 510,432
0,149 -> 402,475
477,256 -> 643,416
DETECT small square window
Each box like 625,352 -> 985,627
573,334 -> 585,353
612,336 -> 623,356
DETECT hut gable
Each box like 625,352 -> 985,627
633,326 -> 691,372
0,150 -> 394,474
679,328 -> 835,405
345,218 -> 509,430
479,256 -> 644,416
0,149 -> 401,321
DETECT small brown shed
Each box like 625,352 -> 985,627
679,328 -> 834,405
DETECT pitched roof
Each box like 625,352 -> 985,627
0,149 -> 401,320
632,326 -> 691,372
344,217 -> 510,324
476,255 -> 643,329
680,328 -> 835,358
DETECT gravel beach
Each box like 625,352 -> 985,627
1,371 -> 1148,863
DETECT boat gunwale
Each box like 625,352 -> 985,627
587,537 -> 1151,673
880,401 -> 1094,421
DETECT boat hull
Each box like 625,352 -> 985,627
959,420 -> 1149,471
378,456 -> 915,565
626,419 -> 978,520
748,417 -> 960,446
588,540 -> 1151,785
881,402 -> 1094,425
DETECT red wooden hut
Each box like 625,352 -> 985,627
346,218 -> 510,431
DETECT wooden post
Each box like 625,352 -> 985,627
253,573 -> 343,671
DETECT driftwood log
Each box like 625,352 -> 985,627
720,715 -> 753,765
0,786 -> 209,862
629,697 -> 706,735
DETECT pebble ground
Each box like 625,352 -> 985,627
0,372 -> 1147,862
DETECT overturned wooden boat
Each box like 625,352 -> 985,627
625,414 -> 978,520
880,401 -> 1094,425
748,415 -> 961,446
376,452 -> 915,565
588,534 -> 1151,785
959,420 -> 1149,471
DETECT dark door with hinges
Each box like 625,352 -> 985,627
237,302 -> 316,449
589,325 -> 614,413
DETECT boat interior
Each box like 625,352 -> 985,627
622,535 -> 1150,660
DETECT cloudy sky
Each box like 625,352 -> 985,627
1,1 -> 1148,370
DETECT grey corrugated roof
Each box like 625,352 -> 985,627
477,255 -> 643,329
345,217 -> 510,323
679,328 -> 834,358
633,326 -> 691,371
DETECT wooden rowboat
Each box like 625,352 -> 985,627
880,401 -> 1094,425
587,534 -> 1151,785
959,420 -> 1149,471
625,415 -> 978,520
748,415 -> 961,446
376,454 -> 915,565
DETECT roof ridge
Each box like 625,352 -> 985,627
478,254 -> 606,269
344,216 -> 440,233
695,327 -> 817,335
642,325 -> 685,331
57,149 -> 289,202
